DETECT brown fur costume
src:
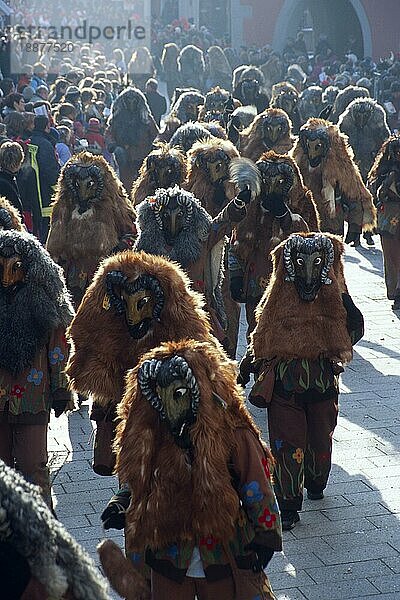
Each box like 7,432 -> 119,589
251,233 -> 352,363
185,138 -> 241,357
47,152 -> 136,305
66,251 -> 214,405
232,152 -> 319,277
291,118 -> 376,233
0,195 -> 24,230
131,144 -> 187,206
240,108 -> 295,161
185,138 -> 239,216
115,339 -> 262,550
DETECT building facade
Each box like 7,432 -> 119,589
154,0 -> 399,60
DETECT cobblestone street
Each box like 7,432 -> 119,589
49,239 -> 400,600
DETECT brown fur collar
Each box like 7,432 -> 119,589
240,108 -> 295,161
115,339 -> 262,551
47,152 -> 136,262
66,251 -> 214,404
291,118 -> 376,230
251,233 -> 353,363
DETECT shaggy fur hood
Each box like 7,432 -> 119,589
251,232 -> 353,363
47,151 -> 136,263
0,460 -> 108,600
66,250 -> 214,404
115,339 -> 261,550
134,187 -> 213,268
0,230 -> 74,375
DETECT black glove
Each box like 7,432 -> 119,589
342,292 -> 364,344
261,194 -> 288,218
230,275 -> 244,302
245,543 -> 275,572
238,352 -> 252,387
101,489 -> 131,530
236,185 -> 252,205
52,389 -> 70,418
227,114 -> 241,145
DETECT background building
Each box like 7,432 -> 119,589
153,0 -> 400,60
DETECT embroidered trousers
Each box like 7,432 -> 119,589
267,391 -> 339,511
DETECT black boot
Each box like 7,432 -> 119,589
345,231 -> 361,246
363,232 -> 375,246
392,296 -> 400,311
281,510 -> 300,530
307,489 -> 324,500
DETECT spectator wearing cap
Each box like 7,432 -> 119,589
31,63 -> 48,92
29,115 -> 60,241
145,78 -> 167,126
84,118 -> 105,151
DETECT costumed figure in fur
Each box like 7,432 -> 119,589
0,460 -> 109,600
105,87 -> 159,191
67,252 -> 223,594
161,42 -> 181,100
173,90 -> 205,123
229,154 -> 319,337
157,90 -> 205,144
367,136 -> 400,310
134,185 -> 251,349
226,105 -> 257,147
0,230 -> 74,507
338,98 -> 390,182
131,144 -> 187,207
330,85 -> 370,123
0,196 -> 24,231
247,233 -> 364,530
240,108 -> 295,161
233,66 -> 270,114
292,118 -> 376,245
47,151 -> 137,307
178,45 -> 206,91
198,86 -> 232,126
206,45 -> 233,91
297,86 -> 324,125
99,339 -> 282,600
186,137 -> 241,357
66,250 -> 217,478
169,121 -> 227,153
270,82 -> 301,133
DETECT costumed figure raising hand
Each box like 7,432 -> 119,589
98,339 -> 282,600
247,233 -> 364,530
228,153 -> 319,338
134,185 -> 251,351
185,138 -> 240,357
